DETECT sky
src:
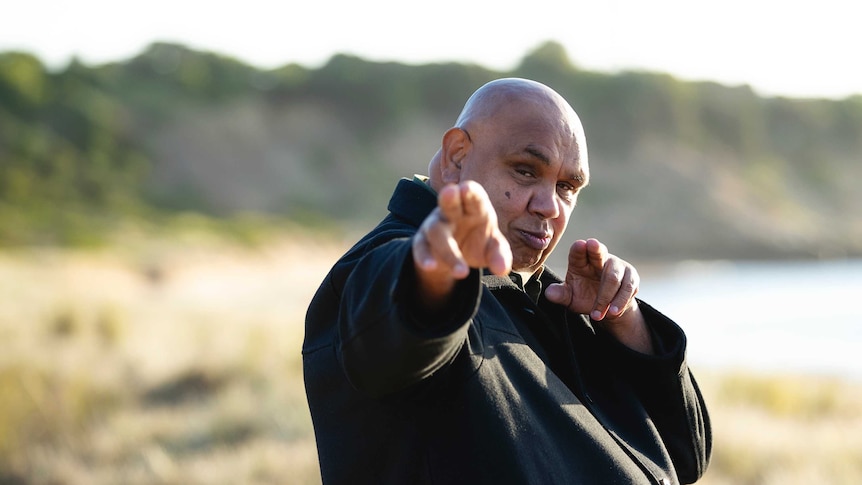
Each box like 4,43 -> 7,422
3,0 -> 860,99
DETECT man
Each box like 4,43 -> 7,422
303,78 -> 711,484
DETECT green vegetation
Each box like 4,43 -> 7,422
1,41 -> 861,259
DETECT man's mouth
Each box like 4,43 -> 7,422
518,229 -> 552,250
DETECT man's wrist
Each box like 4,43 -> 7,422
413,259 -> 459,312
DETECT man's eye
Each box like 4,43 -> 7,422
557,183 -> 576,200
515,169 -> 535,178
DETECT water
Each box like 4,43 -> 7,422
637,259 -> 862,379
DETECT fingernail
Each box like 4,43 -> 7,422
591,310 -> 602,320
610,305 -> 620,315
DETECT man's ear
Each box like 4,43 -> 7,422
440,127 -> 471,184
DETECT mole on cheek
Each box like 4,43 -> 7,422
505,191 -> 511,199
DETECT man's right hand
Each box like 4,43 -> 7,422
412,181 -> 512,311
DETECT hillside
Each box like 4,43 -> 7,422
1,41 -> 860,261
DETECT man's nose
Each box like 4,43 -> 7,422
528,184 -> 561,220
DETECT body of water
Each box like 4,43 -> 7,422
637,259 -> 862,380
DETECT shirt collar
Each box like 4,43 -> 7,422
482,267 -> 550,304
412,174 -> 436,196
509,271 -> 544,304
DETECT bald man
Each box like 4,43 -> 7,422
303,78 -> 712,485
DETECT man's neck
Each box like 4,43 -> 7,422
515,271 -> 535,283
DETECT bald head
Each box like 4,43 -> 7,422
429,78 -> 588,191
455,78 -> 574,129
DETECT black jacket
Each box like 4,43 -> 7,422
303,178 -> 711,484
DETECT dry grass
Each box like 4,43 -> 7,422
695,371 -> 862,485
0,232 -> 340,485
0,233 -> 860,484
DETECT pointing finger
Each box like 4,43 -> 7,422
422,210 -> 469,278
437,184 -> 464,226
565,240 -> 589,275
607,266 -> 639,317
591,258 -> 624,320
459,180 -> 489,217
412,226 -> 436,271
485,229 -> 512,276
585,238 -> 608,272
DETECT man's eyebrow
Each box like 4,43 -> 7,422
521,145 -> 587,184
523,145 -> 550,165
570,172 -> 588,186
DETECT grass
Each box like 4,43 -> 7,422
696,370 -> 862,485
0,233 -> 860,484
0,232 -> 332,484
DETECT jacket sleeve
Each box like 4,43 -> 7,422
596,300 -> 713,484
336,237 -> 482,398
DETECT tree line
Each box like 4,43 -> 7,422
1,41 -> 859,258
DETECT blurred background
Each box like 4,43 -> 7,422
1,1 -> 860,484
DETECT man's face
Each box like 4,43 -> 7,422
459,105 -> 588,275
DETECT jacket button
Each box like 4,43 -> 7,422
523,307 -> 535,315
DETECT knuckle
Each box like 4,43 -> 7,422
607,268 -> 624,284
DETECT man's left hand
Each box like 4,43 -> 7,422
545,238 -> 654,354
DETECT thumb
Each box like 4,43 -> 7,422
544,283 -> 570,306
